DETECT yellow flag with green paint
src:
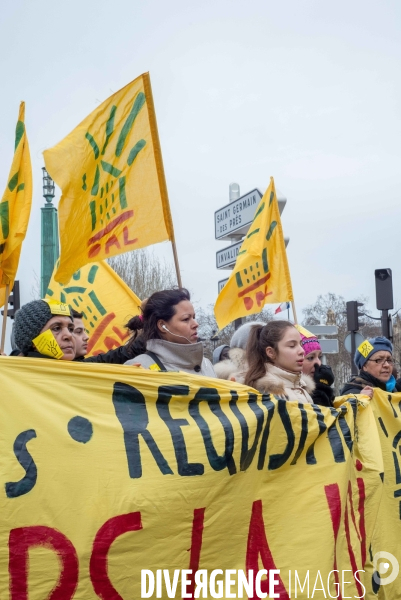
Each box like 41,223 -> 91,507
0,102 -> 32,307
214,177 -> 293,330
44,73 -> 175,284
46,260 -> 141,356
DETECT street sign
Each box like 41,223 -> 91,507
319,339 -> 339,354
218,278 -> 229,293
307,325 -> 338,336
214,189 -> 287,241
344,332 -> 365,353
216,240 -> 243,269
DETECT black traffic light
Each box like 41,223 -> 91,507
375,268 -> 393,310
346,300 -> 364,332
1,281 -> 20,320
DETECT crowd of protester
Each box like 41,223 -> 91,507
2,287 -> 400,405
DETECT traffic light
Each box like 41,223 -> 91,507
1,281 -> 20,320
346,300 -> 364,332
375,268 -> 393,310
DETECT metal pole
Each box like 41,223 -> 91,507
230,183 -> 243,331
291,301 -> 298,324
381,309 -> 390,339
350,330 -> 358,375
171,240 -> 182,287
0,284 -> 10,353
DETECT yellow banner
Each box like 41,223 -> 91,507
46,260 -> 141,356
214,177 -> 293,330
43,73 -> 175,284
367,388 -> 401,598
0,102 -> 32,306
0,358 -> 399,598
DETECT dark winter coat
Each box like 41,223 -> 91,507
340,370 -> 388,395
76,336 -> 146,364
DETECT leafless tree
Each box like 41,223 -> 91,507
108,249 -> 176,300
302,293 -> 381,393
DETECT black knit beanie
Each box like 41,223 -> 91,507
14,300 -> 55,354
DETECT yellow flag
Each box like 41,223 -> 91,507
44,73 -> 175,284
214,177 -> 293,329
46,260 -> 141,356
0,102 -> 32,307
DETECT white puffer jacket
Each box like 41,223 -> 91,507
214,348 -> 248,381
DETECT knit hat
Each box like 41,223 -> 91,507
14,300 -> 68,354
230,321 -> 265,350
354,336 -> 393,370
295,325 -> 322,356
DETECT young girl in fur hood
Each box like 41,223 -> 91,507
242,321 -> 315,404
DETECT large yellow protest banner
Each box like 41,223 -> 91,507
43,73 -> 175,284
0,358 -> 399,599
368,389 -> 401,598
46,260 -> 141,356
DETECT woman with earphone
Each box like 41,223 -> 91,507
125,288 -> 216,377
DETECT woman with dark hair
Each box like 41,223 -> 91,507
241,321 -> 315,403
125,288 -> 216,377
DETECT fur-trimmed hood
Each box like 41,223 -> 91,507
253,364 -> 315,404
214,347 -> 248,381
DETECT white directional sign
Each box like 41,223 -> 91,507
215,189 -> 262,240
216,240 -> 243,269
215,188 -> 287,241
218,278 -> 229,293
319,339 -> 339,354
307,325 -> 338,336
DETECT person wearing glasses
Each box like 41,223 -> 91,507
340,336 -> 398,396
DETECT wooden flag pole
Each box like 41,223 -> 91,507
171,241 -> 183,288
0,284 -> 10,354
291,300 -> 298,325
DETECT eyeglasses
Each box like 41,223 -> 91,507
367,357 -> 394,366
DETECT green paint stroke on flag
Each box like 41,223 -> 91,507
253,202 -> 265,219
88,265 -> 98,284
89,201 -> 97,231
115,92 -> 146,157
88,291 -> 107,316
266,221 -> 277,241
101,161 -> 122,178
85,133 -> 100,159
101,105 -> 117,155
127,139 -> 146,166
262,248 -> 268,273
0,201 -> 10,239
247,228 -> 260,239
235,272 -> 243,288
119,176 -> 127,209
8,172 -> 18,192
15,121 -> 24,150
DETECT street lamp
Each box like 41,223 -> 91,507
42,167 -> 55,204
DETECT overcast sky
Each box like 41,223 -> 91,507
1,0 -> 400,347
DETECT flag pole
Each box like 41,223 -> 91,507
143,73 -> 183,288
291,300 -> 298,325
171,241 -> 182,288
0,284 -> 10,353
